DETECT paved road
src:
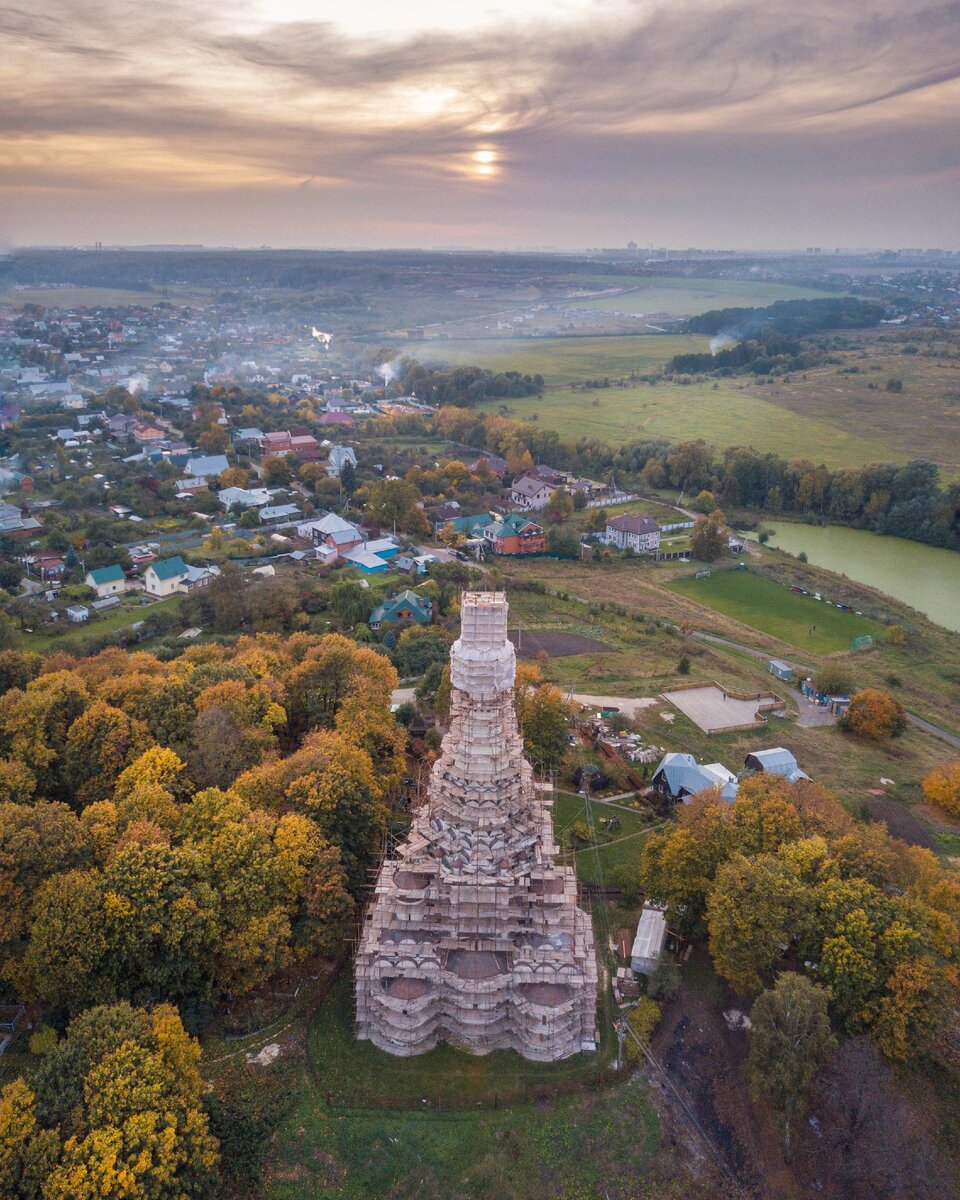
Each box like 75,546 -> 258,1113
906,711 -> 960,749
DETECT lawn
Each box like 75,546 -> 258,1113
17,594 -> 185,652
562,277 -> 839,317
667,567 -> 884,655
552,791 -> 658,884
740,331 -> 960,476
266,1068 -> 667,1200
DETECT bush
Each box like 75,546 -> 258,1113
648,960 -> 681,1001
677,655 -> 691,675
813,664 -> 855,696
29,1025 -> 58,1055
624,996 -> 662,1061
570,820 -> 592,844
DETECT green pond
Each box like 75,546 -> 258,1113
752,523 -> 960,633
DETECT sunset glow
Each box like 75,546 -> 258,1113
2,0 -> 957,247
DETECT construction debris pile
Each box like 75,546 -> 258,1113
356,591 -> 598,1060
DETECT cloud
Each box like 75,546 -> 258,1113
1,0 -> 958,245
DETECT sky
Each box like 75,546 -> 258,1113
2,0 -> 959,251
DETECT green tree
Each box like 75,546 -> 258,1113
749,973 -> 836,1159
365,479 -> 429,537
328,579 -> 372,628
812,664 -> 855,697
516,682 -> 571,773
339,459 -> 357,495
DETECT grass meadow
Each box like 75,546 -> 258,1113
402,333 -> 707,384
478,378 -> 903,466
1,285 -> 204,308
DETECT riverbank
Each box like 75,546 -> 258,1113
747,522 -> 960,632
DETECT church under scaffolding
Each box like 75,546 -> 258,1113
355,591 -> 597,1060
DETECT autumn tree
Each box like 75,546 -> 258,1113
0,1080 -> 59,1200
922,761 -> 960,818
749,973 -> 836,1159
365,478 -> 429,537
63,701 -> 152,807
24,1003 -> 219,1200
707,852 -> 804,993
690,509 -> 728,561
840,688 -> 907,741
283,731 -> 386,895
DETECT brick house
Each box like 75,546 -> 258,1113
603,513 -> 661,554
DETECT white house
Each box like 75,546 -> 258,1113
218,486 -> 272,510
326,445 -> 357,478
143,555 -> 189,597
510,471 -> 557,511
85,564 -> 128,599
603,513 -> 661,553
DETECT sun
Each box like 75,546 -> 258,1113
469,148 -> 499,178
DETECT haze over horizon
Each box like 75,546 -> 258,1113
3,0 -> 959,252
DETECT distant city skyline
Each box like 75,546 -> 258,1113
2,0 -> 958,251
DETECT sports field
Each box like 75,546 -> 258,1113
668,568 -> 884,655
562,277 -> 838,317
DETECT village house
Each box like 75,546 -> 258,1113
468,454 -> 507,478
0,503 -> 42,538
603,513 -> 661,554
181,563 -> 220,592
131,421 -> 166,445
369,589 -> 433,631
296,512 -> 366,556
510,469 -> 558,511
258,503 -> 301,525
340,536 -> 401,574
743,748 -> 810,783
326,445 -> 357,478
143,555 -> 189,598
483,512 -> 546,555
651,752 -> 739,802
84,564 -> 128,599
185,454 -> 230,483
218,486 -> 272,510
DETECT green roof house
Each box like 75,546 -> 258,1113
84,563 -> 128,599
370,589 -> 433,631
143,555 -> 189,598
